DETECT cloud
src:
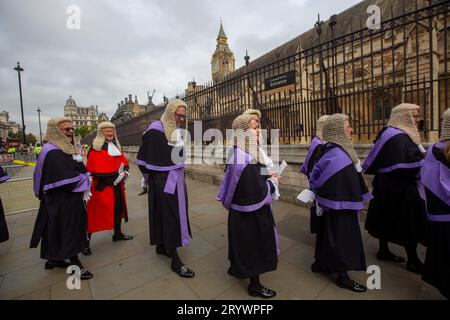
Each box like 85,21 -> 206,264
0,0 -> 361,135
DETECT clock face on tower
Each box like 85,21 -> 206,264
212,62 -> 219,73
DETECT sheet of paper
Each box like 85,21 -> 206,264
296,189 -> 316,203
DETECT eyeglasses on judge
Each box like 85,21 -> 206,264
175,113 -> 186,120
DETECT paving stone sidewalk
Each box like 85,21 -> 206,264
0,163 -> 445,300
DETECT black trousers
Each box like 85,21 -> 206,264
113,184 -> 124,235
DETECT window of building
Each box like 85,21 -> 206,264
354,67 -> 370,79
373,90 -> 393,120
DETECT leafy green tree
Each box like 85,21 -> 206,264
26,133 -> 37,145
74,126 -> 92,138
8,130 -> 18,139
8,130 -> 24,141
8,130 -> 37,145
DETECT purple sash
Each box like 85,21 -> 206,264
315,193 -> 373,211
230,182 -> 272,212
0,174 -> 10,183
421,141 -> 450,222
42,173 -> 90,193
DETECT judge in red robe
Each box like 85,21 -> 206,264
84,121 -> 133,255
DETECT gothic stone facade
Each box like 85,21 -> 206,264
184,0 -> 449,144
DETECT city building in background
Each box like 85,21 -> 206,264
0,111 -> 21,142
110,92 -> 158,125
63,96 -> 109,129
182,0 -> 449,144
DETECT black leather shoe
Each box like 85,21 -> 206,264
406,261 -> 424,275
172,265 -> 195,278
156,245 -> 171,257
45,260 -> 71,270
138,189 -> 147,196
248,285 -> 277,298
80,268 -> 94,280
377,251 -> 405,263
112,233 -> 134,242
336,277 -> 367,293
227,267 -> 239,278
81,247 -> 92,256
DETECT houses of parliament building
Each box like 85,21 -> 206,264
184,0 -> 449,144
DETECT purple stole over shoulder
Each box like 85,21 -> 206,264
363,127 -> 423,173
135,120 -> 190,246
33,143 -> 90,198
216,147 -> 272,211
421,141 -> 450,222
310,146 -> 373,210
300,136 -> 324,179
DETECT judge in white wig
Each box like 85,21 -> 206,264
84,121 -> 133,256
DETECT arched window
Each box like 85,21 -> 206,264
373,90 -> 393,120
354,67 -> 370,79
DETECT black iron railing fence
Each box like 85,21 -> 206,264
85,0 -> 449,146
180,0 -> 449,144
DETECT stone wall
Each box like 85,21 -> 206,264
122,144 -> 378,205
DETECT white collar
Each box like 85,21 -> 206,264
354,160 -> 363,173
107,142 -> 121,157
418,144 -> 426,154
259,146 -> 277,175
259,147 -> 273,169
168,128 -> 185,147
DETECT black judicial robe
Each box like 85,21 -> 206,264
0,166 -> 10,243
30,143 -> 90,261
363,127 -> 428,247
310,143 -> 371,272
217,147 -> 279,279
421,142 -> 450,299
137,121 -> 192,250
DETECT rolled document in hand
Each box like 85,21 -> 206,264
277,160 -> 288,176
297,189 -> 316,204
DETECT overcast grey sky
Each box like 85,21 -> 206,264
0,0 -> 362,135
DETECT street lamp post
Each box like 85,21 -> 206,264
14,62 -> 26,145
37,107 -> 42,144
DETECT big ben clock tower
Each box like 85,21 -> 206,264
211,21 -> 235,83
